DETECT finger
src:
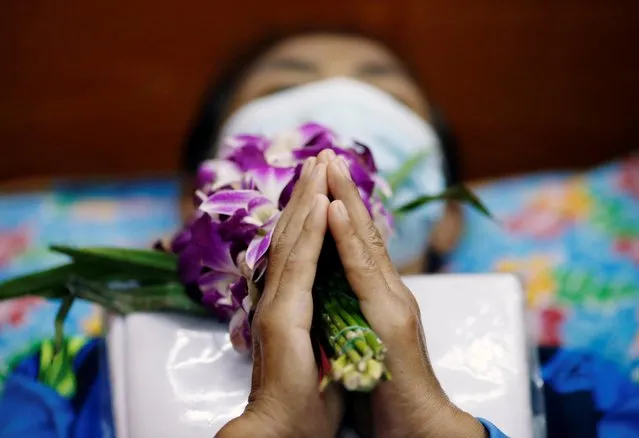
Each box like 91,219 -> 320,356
327,159 -> 420,313
252,305 -> 318,395
272,157 -> 316,247
273,194 -> 329,310
253,195 -> 329,389
317,148 -> 336,164
327,159 -> 400,286
327,158 -> 372,225
327,200 -> 391,305
265,163 -> 328,294
329,200 -> 428,379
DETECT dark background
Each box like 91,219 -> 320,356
1,0 -> 638,181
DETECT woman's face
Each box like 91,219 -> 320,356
228,33 -> 431,121
217,34 -> 461,274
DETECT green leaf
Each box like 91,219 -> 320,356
115,283 -> 208,315
386,150 -> 429,192
0,259 -> 175,302
49,245 -> 178,275
393,185 -> 493,219
0,263 -> 100,301
66,277 -> 207,315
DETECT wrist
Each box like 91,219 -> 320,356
217,410 -> 287,438
425,403 -> 487,438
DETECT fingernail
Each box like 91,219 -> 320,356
334,200 -> 348,219
337,157 -> 351,178
324,149 -> 336,160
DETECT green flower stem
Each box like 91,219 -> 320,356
54,295 -> 75,353
325,299 -> 373,366
322,313 -> 363,365
316,289 -> 391,391
336,294 -> 387,359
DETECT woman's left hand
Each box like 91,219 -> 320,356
217,153 -> 344,438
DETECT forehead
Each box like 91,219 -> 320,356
254,34 -> 403,69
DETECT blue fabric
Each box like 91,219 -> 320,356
542,348 -> 639,437
0,339 -> 114,438
478,418 -> 509,437
0,372 -> 74,437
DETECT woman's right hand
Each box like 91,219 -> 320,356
327,157 -> 486,438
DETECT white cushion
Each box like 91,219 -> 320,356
107,274 -> 534,437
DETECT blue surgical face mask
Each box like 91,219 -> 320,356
217,77 -> 446,268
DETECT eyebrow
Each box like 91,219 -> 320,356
260,57 -> 318,73
356,61 -> 407,78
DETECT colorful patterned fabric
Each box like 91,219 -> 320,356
448,156 -> 639,381
1,158 -> 637,436
448,155 -> 639,436
0,180 -> 180,385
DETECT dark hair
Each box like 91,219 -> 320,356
182,31 -> 460,186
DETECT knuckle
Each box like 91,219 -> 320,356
279,262 -> 297,283
399,285 -> 421,313
364,220 -> 385,251
284,246 -> 302,269
396,307 -> 421,334
384,296 -> 421,335
269,236 -> 288,264
360,250 -> 378,273
342,239 -> 376,274
252,312 -> 281,340
302,211 -> 316,233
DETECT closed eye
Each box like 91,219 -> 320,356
254,84 -> 297,99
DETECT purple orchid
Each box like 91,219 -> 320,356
171,123 -> 393,352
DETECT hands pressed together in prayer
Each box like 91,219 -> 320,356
217,151 -> 488,438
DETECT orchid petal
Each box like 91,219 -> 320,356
218,210 -> 258,245
246,197 -> 278,226
221,134 -> 267,157
196,159 -> 243,190
246,226 -> 275,270
247,195 -> 272,213
252,257 -> 268,283
199,190 -> 266,216
177,245 -> 202,285
352,141 -> 377,172
246,166 -> 296,205
200,242 -> 241,276
278,162 -> 304,208
225,136 -> 270,170
374,175 -> 393,198
171,227 -> 192,254
229,308 -> 251,353
185,217 -> 242,276
199,270 -> 240,318
265,130 -> 301,166
298,123 -> 336,146
349,161 -> 376,195
198,270 -> 235,296
241,294 -> 252,314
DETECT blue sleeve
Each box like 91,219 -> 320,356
477,418 -> 509,437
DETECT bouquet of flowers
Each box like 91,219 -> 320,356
0,123 -> 489,392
